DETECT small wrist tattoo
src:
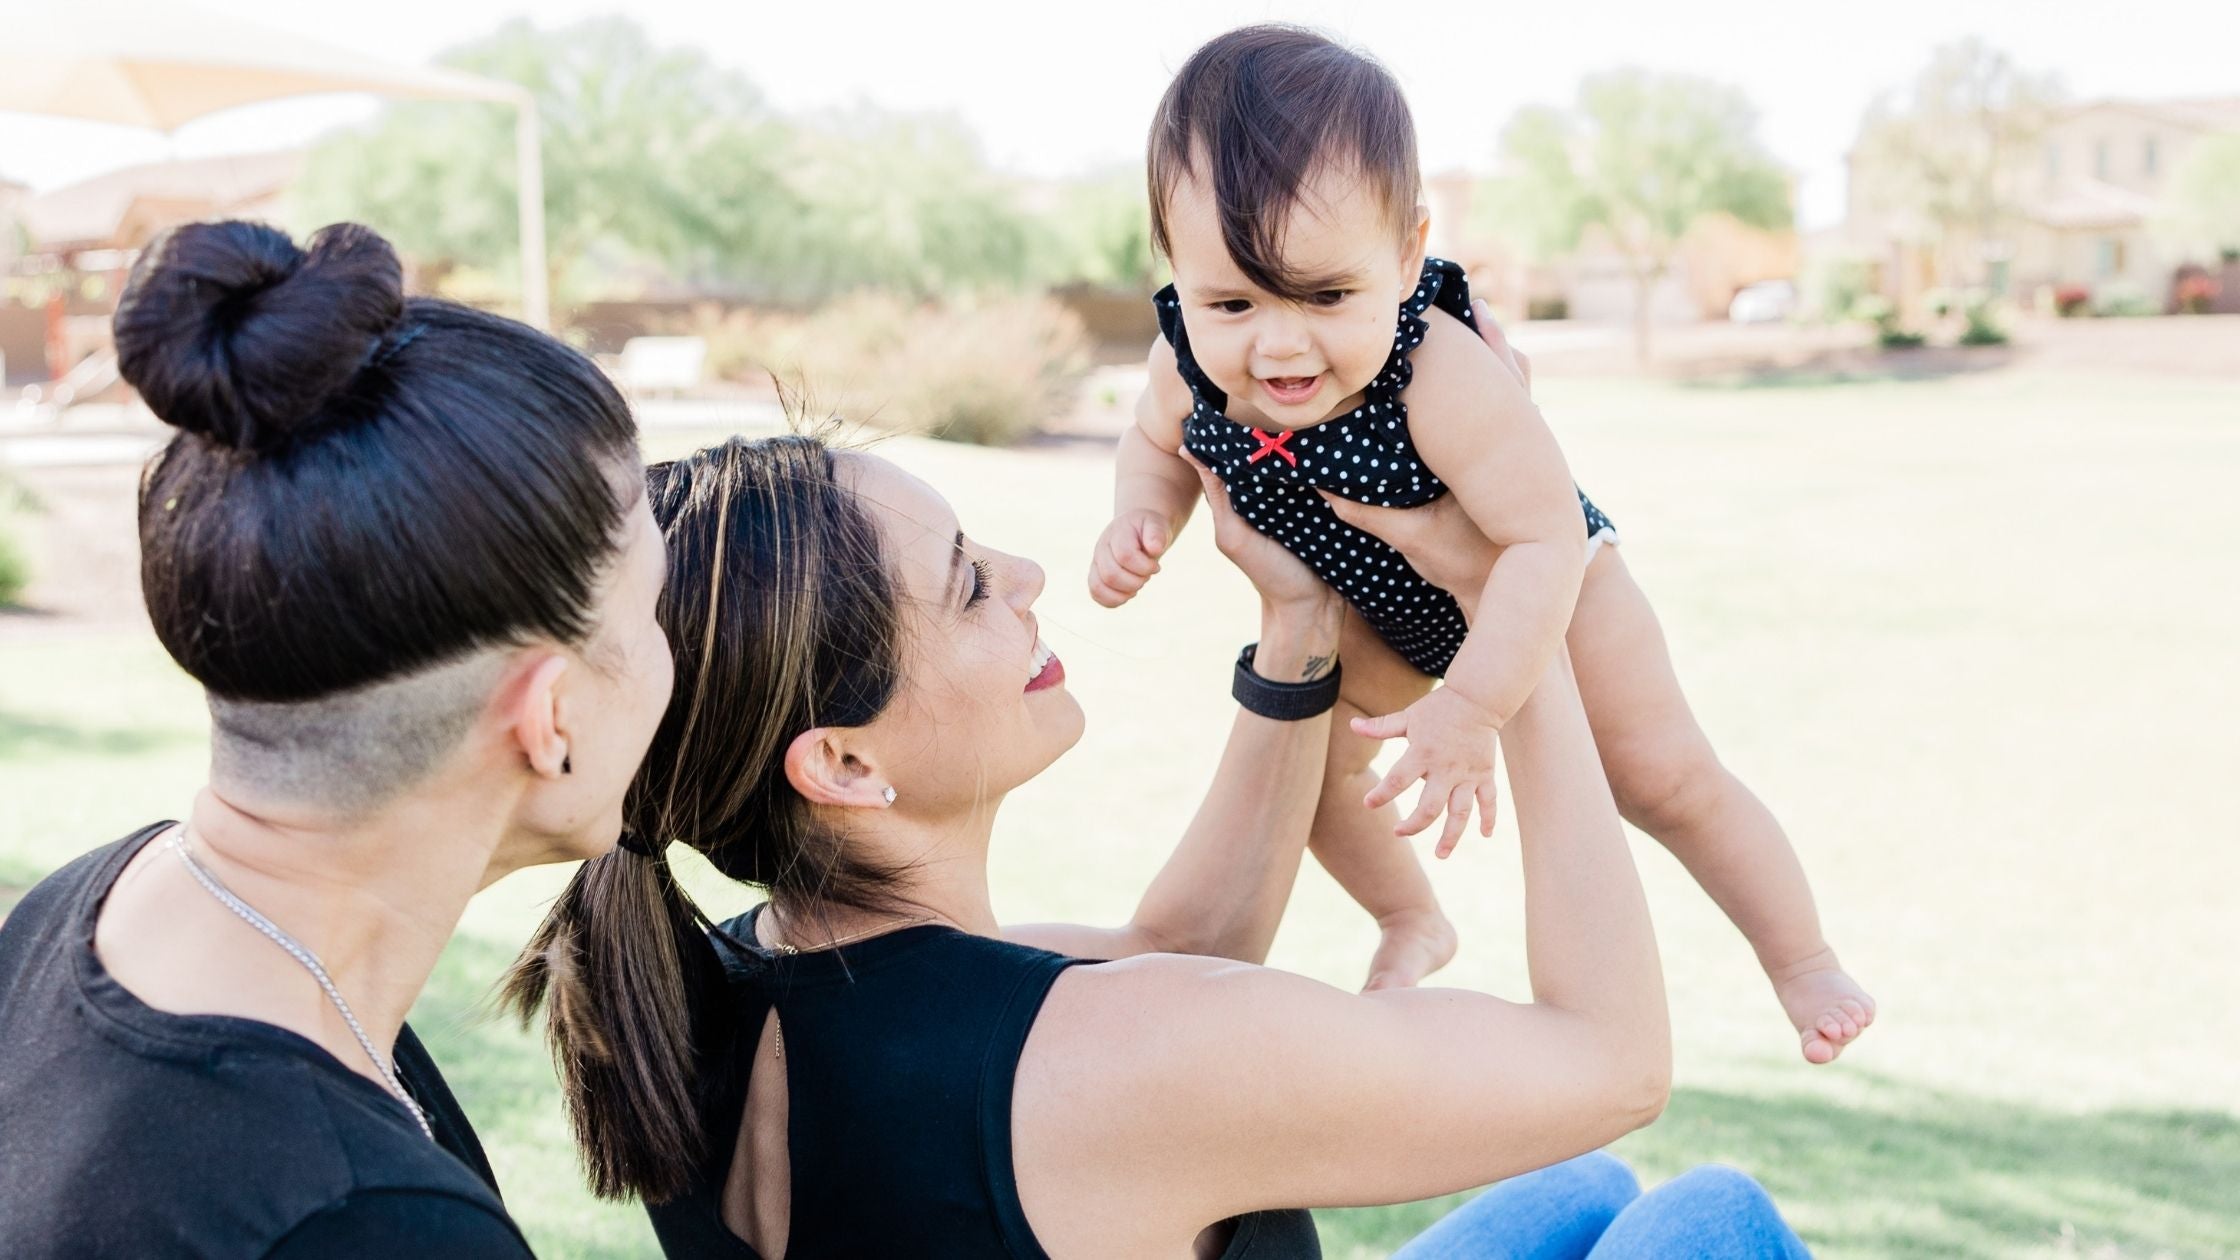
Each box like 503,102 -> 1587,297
1301,652 -> 1336,682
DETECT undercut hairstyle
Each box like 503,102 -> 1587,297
208,653 -> 509,818
503,434 -> 911,1204
115,220 -> 638,809
1147,23 -> 1422,301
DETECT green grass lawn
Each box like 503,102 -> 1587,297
5,367 -> 2238,1258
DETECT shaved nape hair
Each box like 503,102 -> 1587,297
208,649 -> 511,817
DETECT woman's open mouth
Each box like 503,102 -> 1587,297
1258,374 -> 1324,407
1026,638 -> 1066,692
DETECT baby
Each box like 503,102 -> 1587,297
1090,24 -> 1873,1062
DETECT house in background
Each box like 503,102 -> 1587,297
1840,96 -> 2240,312
0,174 -> 25,256
1427,171 -> 1799,325
17,149 -> 302,263
3,151 -> 301,387
1,175 -> 31,383
2013,98 -> 2240,300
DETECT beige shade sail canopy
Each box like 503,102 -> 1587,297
0,1 -> 549,327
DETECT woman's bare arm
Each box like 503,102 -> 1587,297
1010,451 -> 1344,964
1014,646 -> 1669,1255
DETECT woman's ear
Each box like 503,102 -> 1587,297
783,727 -> 893,809
507,652 -> 573,779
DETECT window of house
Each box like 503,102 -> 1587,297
2098,237 -> 2127,277
2144,137 -> 2159,177
2045,141 -> 2061,180
2095,139 -> 2111,180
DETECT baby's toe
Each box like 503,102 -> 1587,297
1801,1029 -> 1838,1065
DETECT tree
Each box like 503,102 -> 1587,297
1489,70 -> 1791,360
2156,134 -> 2240,261
1037,166 -> 1160,293
1850,39 -> 2064,292
756,106 -> 1047,303
291,17 -> 797,309
293,18 -> 1052,308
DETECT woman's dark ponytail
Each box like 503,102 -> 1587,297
506,435 -> 911,1203
503,845 -> 723,1203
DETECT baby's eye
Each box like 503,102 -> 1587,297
1308,290 -> 1351,308
1213,299 -> 1253,315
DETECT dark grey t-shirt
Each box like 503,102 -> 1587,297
0,825 -> 534,1258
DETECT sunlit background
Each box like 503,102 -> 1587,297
4,2 -> 2237,1256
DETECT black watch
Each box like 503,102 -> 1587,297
1232,643 -> 1341,720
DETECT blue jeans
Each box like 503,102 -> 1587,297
1391,1152 -> 1810,1259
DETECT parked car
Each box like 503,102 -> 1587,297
1728,280 -> 1797,325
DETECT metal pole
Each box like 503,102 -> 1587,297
514,93 -> 550,330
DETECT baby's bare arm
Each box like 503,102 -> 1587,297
1404,310 -> 1588,728
1117,337 -> 1202,533
1093,338 -> 1210,607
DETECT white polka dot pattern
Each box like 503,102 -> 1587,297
1155,259 -> 1615,677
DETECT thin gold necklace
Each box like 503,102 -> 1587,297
765,913 -> 936,956
767,912 -> 937,1060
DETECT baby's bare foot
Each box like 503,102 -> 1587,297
1772,955 -> 1877,1064
1363,907 -> 1459,991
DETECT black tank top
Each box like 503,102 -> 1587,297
645,908 -> 1321,1258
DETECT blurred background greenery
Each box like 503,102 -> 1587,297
5,4 -> 2239,1256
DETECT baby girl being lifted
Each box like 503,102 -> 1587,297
1090,24 -> 1873,1063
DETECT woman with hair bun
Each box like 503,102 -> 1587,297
0,220 -> 674,1258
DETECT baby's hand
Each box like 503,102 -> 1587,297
1355,687 -> 1500,858
1088,509 -> 1172,608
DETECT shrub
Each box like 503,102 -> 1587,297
880,297 -> 1093,445
1852,294 -> 1926,350
2053,284 -> 2091,317
2176,274 -> 2219,315
754,292 -> 1092,446
2092,283 -> 2155,318
1962,295 -> 2016,345
1807,256 -> 1874,324
1959,300 -> 2009,346
1923,287 -> 1957,319
1525,295 -> 1569,321
677,304 -> 789,384
1849,294 -> 1894,325
0,524 -> 27,608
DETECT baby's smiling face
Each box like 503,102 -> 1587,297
1163,163 -> 1428,430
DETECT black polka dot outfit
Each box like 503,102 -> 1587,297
1154,257 -> 1616,678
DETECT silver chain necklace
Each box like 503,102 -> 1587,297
164,829 -> 433,1142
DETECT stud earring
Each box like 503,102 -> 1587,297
562,755 -> 572,775
882,786 -> 897,805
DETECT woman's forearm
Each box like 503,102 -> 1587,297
1125,595 -> 1344,963
1503,649 -> 1669,1079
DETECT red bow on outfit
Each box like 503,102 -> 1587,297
1247,428 -> 1298,467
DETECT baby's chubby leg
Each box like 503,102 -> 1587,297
1568,549 -> 1875,1064
1313,612 -> 1455,991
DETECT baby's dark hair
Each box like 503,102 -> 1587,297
1148,24 -> 1420,302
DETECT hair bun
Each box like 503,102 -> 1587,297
115,220 -> 405,454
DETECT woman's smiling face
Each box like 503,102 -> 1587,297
837,452 -> 1084,813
